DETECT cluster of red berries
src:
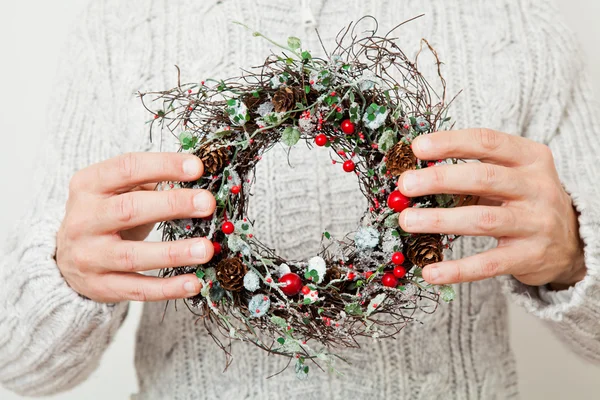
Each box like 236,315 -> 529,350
381,252 -> 407,288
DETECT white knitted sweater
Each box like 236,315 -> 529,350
1,0 -> 600,399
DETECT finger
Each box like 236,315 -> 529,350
76,152 -> 204,194
422,246 -> 517,284
399,206 -> 534,237
398,163 -> 527,200
101,238 -> 214,272
97,189 -> 216,232
98,272 -> 203,302
412,128 -> 543,167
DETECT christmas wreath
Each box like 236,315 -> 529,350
139,16 -> 467,379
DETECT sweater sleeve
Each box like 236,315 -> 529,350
503,0 -> 600,363
0,4 -> 131,396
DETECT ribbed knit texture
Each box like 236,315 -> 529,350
1,0 -> 599,399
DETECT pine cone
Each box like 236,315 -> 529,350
195,142 -> 229,174
325,265 -> 343,282
385,141 -> 417,176
215,258 -> 248,292
272,86 -> 302,113
406,234 -> 443,267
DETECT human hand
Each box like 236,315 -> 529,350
397,128 -> 586,288
56,152 -> 216,303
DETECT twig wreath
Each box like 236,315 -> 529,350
139,16 -> 470,379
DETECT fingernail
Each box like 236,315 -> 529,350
190,241 -> 207,259
403,210 -> 418,229
428,266 -> 440,282
183,158 -> 201,176
415,136 -> 432,153
183,281 -> 198,293
402,173 -> 418,192
193,191 -> 212,212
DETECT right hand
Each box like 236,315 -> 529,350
56,152 -> 216,303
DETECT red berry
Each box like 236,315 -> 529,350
387,190 -> 411,212
230,185 -> 241,194
342,160 -> 355,172
393,265 -> 407,279
341,119 -> 355,135
212,242 -> 222,255
347,272 -> 356,280
364,271 -> 374,279
392,252 -> 405,265
301,286 -> 311,295
315,134 -> 328,147
221,221 -> 235,235
278,273 -> 303,296
381,272 -> 399,288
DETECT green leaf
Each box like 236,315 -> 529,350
384,213 -> 400,228
301,51 -> 312,60
281,126 -> 301,146
303,298 -> 312,305
391,230 -> 400,238
226,99 -> 236,106
317,308 -> 324,314
439,285 -> 456,302
304,85 -> 311,94
378,128 -> 397,153
271,316 -> 288,328
345,302 -> 363,316
277,337 -> 286,345
195,269 -> 205,279
252,91 -> 260,98
287,36 -> 301,50
323,231 -> 331,239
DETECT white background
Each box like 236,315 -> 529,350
1,1 -> 599,399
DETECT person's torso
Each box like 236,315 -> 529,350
114,0 -> 541,398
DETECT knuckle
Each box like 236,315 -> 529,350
115,194 -> 136,224
536,143 -> 554,162
129,285 -> 149,302
68,172 -> 85,195
70,247 -> 90,269
480,258 -> 501,278
477,164 -> 498,188
163,242 -> 181,266
116,246 -> 138,272
431,168 -> 446,189
165,190 -> 182,215
475,208 -> 499,234
475,128 -> 501,151
430,211 -> 444,230
450,264 -> 463,282
63,216 -> 85,241
117,153 -> 139,181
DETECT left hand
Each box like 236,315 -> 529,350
398,128 -> 586,288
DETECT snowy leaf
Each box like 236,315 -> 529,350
281,126 -> 301,146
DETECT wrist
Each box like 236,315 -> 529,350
548,253 -> 586,291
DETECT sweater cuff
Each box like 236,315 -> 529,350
503,181 -> 600,323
